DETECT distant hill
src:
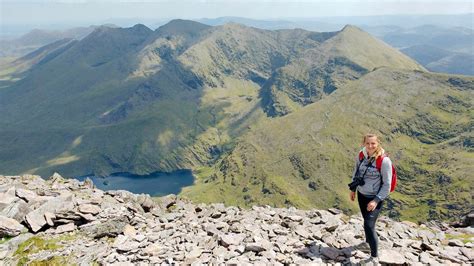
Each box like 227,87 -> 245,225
0,20 -> 471,223
350,24 -> 474,76
199,14 -> 474,32
380,25 -> 474,54
0,26 -> 103,57
401,45 -> 474,76
0,39 -> 76,82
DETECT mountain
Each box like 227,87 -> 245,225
260,25 -> 424,116
0,39 -> 76,84
401,44 -> 474,76
363,25 -> 474,76
380,25 -> 474,55
199,14 -> 474,32
198,17 -> 474,76
0,21 -> 423,176
0,26 -> 101,58
198,16 -> 301,30
0,20 -> 470,223
182,68 -> 474,223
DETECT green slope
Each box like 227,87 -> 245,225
260,25 -> 425,117
181,68 -> 474,223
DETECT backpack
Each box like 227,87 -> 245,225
358,151 -> 397,192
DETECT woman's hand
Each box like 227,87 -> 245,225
350,191 -> 356,201
367,200 -> 377,211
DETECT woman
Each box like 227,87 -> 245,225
349,133 -> 392,263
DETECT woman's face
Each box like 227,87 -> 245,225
364,136 -> 379,155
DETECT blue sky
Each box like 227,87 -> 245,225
1,0 -> 472,25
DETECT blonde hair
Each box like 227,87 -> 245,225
362,133 -> 384,159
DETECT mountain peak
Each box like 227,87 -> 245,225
321,24 -> 425,71
340,24 -> 363,32
130,23 -> 152,33
155,19 -> 211,36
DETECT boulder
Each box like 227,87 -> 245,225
78,204 -> 101,215
1,199 -> 30,223
379,249 -> 406,265
220,233 -> 246,247
55,223 -> 76,234
15,188 -> 38,203
25,196 -> 74,232
81,216 -> 129,238
0,215 -> 24,237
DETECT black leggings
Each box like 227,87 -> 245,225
357,191 -> 383,257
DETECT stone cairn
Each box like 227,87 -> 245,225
0,174 -> 472,265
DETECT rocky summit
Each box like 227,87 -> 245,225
0,174 -> 472,265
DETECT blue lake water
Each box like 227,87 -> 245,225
75,170 -> 195,197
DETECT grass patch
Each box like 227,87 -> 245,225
0,236 -> 14,244
445,233 -> 474,244
14,234 -> 77,266
28,256 -> 72,266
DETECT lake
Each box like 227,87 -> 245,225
75,170 -> 195,197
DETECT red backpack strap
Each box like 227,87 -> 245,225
375,154 -> 385,171
358,151 -> 364,162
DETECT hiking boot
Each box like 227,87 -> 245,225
360,256 -> 379,266
355,242 -> 371,253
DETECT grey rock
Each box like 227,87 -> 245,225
186,247 -> 203,260
25,208 -> 47,232
294,226 -> 311,239
420,242 -> 435,251
55,223 -> 76,234
15,188 -> 37,203
1,199 -> 30,223
78,204 -> 101,215
327,208 -> 342,215
448,239 -> 464,247
438,247 -> 463,263
78,213 -> 96,222
245,242 -> 267,252
419,251 -> 439,264
157,194 -> 177,209
0,188 -> 17,206
137,194 -> 154,212
25,195 -> 74,232
324,223 -> 339,232
123,224 -> 137,237
275,242 -> 288,253
81,216 -> 129,238
220,233 -> 246,247
143,243 -> 167,256
44,212 -> 55,226
285,215 -> 303,222
379,249 -> 406,264
460,247 -> 473,261
261,249 -> 277,260
0,215 -> 24,236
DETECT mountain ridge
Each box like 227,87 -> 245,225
0,20 -> 471,223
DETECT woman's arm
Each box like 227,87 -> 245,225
351,156 -> 360,181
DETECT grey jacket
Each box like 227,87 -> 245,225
351,148 -> 392,203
